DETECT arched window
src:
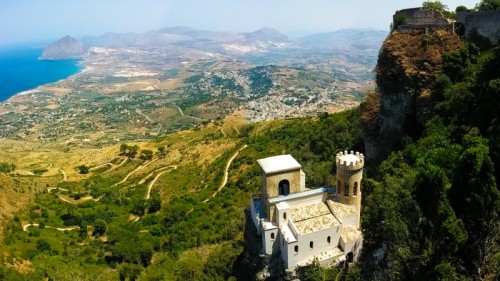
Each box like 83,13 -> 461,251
279,179 -> 290,196
294,245 -> 298,254
337,180 -> 341,194
327,236 -> 331,244
353,182 -> 358,196
283,212 -> 287,220
344,182 -> 349,197
310,241 -> 314,249
271,233 -> 275,240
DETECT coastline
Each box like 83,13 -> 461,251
0,59 -> 86,104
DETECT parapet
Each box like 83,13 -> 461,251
336,151 -> 364,170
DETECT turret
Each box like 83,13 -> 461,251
336,151 -> 364,229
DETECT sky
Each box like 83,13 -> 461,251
0,0 -> 481,46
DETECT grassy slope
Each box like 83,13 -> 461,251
0,108 -> 362,280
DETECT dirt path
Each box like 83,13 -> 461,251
135,109 -> 153,122
145,166 -> 177,199
221,128 -> 227,138
58,169 -> 67,182
156,123 -> 163,135
58,195 -> 103,205
174,104 -> 202,121
47,187 -> 68,193
233,125 -> 240,135
204,145 -> 247,202
22,223 -> 79,232
139,165 -> 178,185
89,162 -> 113,171
114,159 -> 158,186
39,161 -> 53,169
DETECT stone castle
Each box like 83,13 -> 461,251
249,151 -> 364,269
394,7 -> 500,45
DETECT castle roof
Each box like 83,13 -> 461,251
341,226 -> 363,243
257,154 -> 301,174
291,202 -> 341,235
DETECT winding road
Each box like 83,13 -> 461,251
233,125 -> 240,135
58,195 -> 103,205
139,165 -> 178,185
115,159 -> 158,186
174,104 -> 202,121
22,223 -> 79,232
145,166 -> 177,199
204,145 -> 247,202
58,169 -> 67,182
89,162 -> 113,171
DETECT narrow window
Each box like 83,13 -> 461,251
337,180 -> 341,194
294,245 -> 298,254
353,182 -> 358,196
283,212 -> 287,220
344,182 -> 349,197
327,236 -> 331,244
310,241 -> 313,249
271,233 -> 275,240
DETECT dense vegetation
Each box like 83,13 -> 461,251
360,43 -> 500,280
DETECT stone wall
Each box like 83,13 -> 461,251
407,9 -> 449,26
395,8 -> 451,33
465,12 -> 500,45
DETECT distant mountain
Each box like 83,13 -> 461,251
244,27 -> 291,42
40,35 -> 87,59
78,27 -> 295,55
157,26 -> 239,42
299,29 -> 388,50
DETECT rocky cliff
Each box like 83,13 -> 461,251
40,35 -> 87,59
362,30 -> 464,168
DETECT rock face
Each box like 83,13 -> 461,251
362,30 -> 464,169
40,36 -> 87,59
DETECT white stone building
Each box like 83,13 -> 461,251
250,151 -> 364,269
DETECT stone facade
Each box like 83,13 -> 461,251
249,153 -> 364,269
464,11 -> 500,45
395,7 -> 500,46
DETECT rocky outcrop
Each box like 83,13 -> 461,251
362,30 -> 464,168
40,35 -> 87,59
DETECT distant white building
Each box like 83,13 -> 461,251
250,151 -> 364,269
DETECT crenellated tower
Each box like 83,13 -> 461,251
336,151 -> 364,229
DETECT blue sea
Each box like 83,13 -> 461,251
0,45 -> 82,102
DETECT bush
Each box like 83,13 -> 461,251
78,165 -> 89,174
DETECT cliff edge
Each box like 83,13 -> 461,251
362,29 -> 464,168
40,35 -> 87,59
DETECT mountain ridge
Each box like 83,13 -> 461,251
39,35 -> 87,59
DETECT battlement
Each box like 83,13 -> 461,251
336,151 -> 364,170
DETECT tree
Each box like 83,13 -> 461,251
157,147 -> 166,158
423,1 -> 448,12
93,219 -> 107,236
36,239 -> 51,252
140,149 -> 153,160
119,143 -> 129,155
78,165 -> 89,174
476,0 -> 500,11
118,263 -> 143,281
422,1 -> 456,18
129,145 -> 139,158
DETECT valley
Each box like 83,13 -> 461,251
0,26 -> 379,276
